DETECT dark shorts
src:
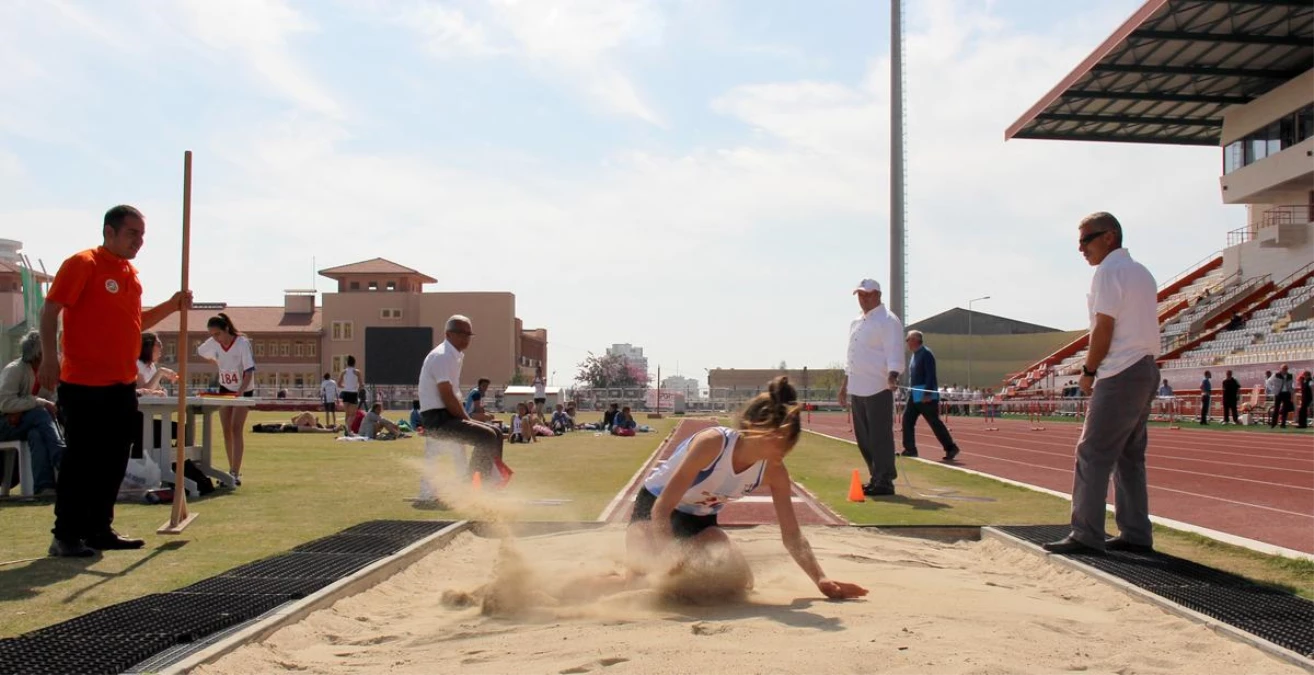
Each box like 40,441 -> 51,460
222,388 -> 254,398
341,391 -> 359,405
534,397 -> 547,406
323,401 -> 335,413
630,487 -> 718,539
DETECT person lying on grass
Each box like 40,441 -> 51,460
625,376 -> 868,601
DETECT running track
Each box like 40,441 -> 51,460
806,412 -> 1314,554
604,418 -> 844,527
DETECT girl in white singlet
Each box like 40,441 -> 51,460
626,376 -> 868,601
338,355 -> 362,434
197,313 -> 255,485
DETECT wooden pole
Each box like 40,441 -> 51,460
160,150 -> 197,534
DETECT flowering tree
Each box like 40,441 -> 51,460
577,352 -> 639,387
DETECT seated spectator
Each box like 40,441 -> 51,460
409,400 -> 423,433
358,403 -> 402,440
464,378 -> 496,423
510,402 -> 531,443
1226,312 -> 1244,331
602,402 -> 620,430
136,332 -> 177,396
611,406 -> 637,437
287,411 -> 337,433
550,404 -> 572,434
1157,380 -> 1174,398
348,408 -> 366,436
0,331 -> 65,495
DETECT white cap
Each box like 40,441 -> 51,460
853,278 -> 881,294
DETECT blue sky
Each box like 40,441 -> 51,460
0,0 -> 1243,385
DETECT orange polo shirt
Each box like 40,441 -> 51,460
47,247 -> 143,386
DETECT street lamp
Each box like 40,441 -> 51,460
967,295 -> 991,390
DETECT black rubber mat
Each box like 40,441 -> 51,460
996,525 -> 1314,658
1,519 -> 454,675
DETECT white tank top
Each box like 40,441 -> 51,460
642,427 -> 765,516
342,367 -> 360,391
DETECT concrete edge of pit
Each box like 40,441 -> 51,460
981,526 -> 1314,674
159,520 -> 471,675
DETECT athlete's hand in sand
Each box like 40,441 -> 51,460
817,578 -> 868,599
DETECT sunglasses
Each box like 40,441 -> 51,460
1079,230 -> 1109,246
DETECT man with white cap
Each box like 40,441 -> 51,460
838,279 -> 905,496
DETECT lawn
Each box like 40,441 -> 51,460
0,411 -> 673,637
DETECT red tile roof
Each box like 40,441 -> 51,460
318,258 -> 437,283
149,306 -> 321,335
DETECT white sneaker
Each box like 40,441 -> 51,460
231,471 -> 242,487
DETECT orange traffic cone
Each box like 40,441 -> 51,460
471,471 -> 483,491
847,469 -> 866,502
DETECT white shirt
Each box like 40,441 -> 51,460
320,379 -> 339,402
197,335 -> 256,393
341,366 -> 360,391
137,360 -> 157,388
534,378 -> 546,398
418,339 -> 463,412
643,427 -> 764,516
1088,248 -> 1159,379
845,305 -> 905,397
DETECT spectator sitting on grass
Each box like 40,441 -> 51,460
551,403 -> 572,434
464,378 -> 496,423
409,399 -> 423,433
611,406 -> 637,437
359,403 -> 403,440
602,402 -> 620,430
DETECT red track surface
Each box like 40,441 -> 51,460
607,419 -> 844,526
805,412 -> 1314,553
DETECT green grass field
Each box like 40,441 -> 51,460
1,411 -> 1308,638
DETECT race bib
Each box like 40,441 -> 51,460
219,370 -> 243,390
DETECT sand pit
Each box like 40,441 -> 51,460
194,526 -> 1302,675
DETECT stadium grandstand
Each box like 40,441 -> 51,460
1001,0 -> 1313,417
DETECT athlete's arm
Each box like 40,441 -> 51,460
767,461 -> 869,600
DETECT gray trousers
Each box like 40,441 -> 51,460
851,390 -> 896,487
1069,355 -> 1158,549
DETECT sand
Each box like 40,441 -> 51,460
194,525 -> 1303,675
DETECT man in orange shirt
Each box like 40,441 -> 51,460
39,205 -> 191,557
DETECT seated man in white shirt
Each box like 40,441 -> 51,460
418,315 -> 505,480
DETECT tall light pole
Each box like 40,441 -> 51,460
890,0 -> 906,322
967,296 -> 990,390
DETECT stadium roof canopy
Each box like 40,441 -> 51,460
1006,0 -> 1314,147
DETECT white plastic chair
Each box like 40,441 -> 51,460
0,440 -> 34,498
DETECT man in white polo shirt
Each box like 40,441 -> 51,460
1045,213 -> 1160,555
838,278 -> 905,497
418,314 -> 503,483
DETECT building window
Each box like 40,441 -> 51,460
331,321 -> 353,341
280,341 -> 291,357
368,281 -> 379,290
349,281 -> 360,290
254,340 -> 265,357
331,355 -> 345,373
380,308 -> 403,319
307,341 -> 317,357
1224,103 -> 1314,174
386,281 -> 397,291
164,340 -> 176,361
294,342 -> 304,357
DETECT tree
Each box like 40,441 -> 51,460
626,362 -> 651,388
778,360 -> 788,370
508,370 -> 531,386
576,352 -> 642,388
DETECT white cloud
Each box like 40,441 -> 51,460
169,0 -> 344,120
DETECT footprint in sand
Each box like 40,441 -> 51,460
690,622 -> 730,636
559,657 -> 631,673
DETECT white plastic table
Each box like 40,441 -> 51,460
138,395 -> 258,497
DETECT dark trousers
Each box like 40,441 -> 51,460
53,383 -> 137,542
421,408 -> 503,477
1222,395 -> 1238,424
1199,394 -> 1211,424
1271,392 -> 1293,428
851,390 -> 896,488
902,400 -> 958,455
1298,395 -> 1310,429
